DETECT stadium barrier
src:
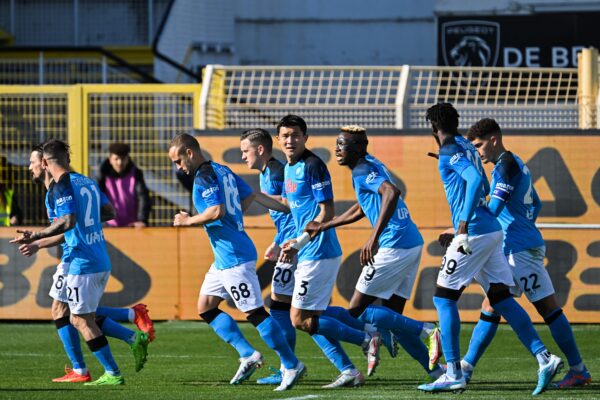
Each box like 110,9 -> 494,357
1,133 -> 598,322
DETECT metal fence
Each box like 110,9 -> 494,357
200,65 -> 580,130
0,84 -> 201,226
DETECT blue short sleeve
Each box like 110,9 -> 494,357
195,173 -> 224,208
439,144 -> 472,176
234,174 -> 254,200
99,189 -> 110,206
306,159 -> 333,203
354,163 -> 387,193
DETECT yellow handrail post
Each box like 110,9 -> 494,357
577,47 -> 599,129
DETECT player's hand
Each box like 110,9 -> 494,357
279,240 -> 299,263
427,152 -> 439,160
452,233 -> 472,255
304,220 -> 323,240
438,227 -> 455,248
360,236 -> 379,266
264,242 -> 281,261
130,221 -> 147,228
10,229 -> 35,245
18,242 -> 40,257
173,211 -> 190,226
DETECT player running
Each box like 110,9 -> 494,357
418,103 -> 562,395
462,118 -> 591,388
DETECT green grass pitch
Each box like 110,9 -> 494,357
1,321 -> 598,399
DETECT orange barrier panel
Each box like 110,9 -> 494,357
1,226 -> 598,322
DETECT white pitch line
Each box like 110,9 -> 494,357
279,395 -> 320,400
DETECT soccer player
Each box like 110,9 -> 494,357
300,125 -> 444,380
275,115 -> 380,388
168,133 -> 305,392
12,145 -> 154,383
418,103 -> 562,395
240,128 -> 298,385
463,118 -> 591,388
11,139 -> 149,386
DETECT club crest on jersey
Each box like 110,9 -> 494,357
285,179 -> 297,193
295,166 -> 304,179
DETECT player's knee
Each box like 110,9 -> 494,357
246,307 -> 270,327
486,283 -> 511,306
291,314 -> 312,333
199,308 -> 222,324
348,306 -> 365,319
541,307 -> 564,325
53,315 -> 70,330
434,286 -> 463,301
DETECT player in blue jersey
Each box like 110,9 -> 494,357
418,103 -> 562,395
275,115 -> 382,388
462,118 -> 591,388
240,128 -> 299,385
11,139 -> 149,386
168,133 -> 305,391
302,125 -> 445,380
11,144 -> 154,383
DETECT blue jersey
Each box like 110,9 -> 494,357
260,158 -> 296,246
491,152 -> 544,254
192,161 -> 257,269
438,135 -> 500,236
48,172 -> 111,275
352,155 -> 423,249
283,150 -> 342,262
45,191 -> 71,263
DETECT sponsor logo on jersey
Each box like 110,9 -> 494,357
202,186 -> 219,198
397,207 -> 410,219
449,153 -> 463,165
55,195 -> 73,206
85,230 -> 105,245
365,171 -> 378,184
311,181 -> 331,191
288,200 -> 301,209
285,179 -> 297,194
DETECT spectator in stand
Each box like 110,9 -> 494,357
97,143 -> 151,227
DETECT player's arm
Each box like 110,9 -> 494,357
17,234 -> 65,257
457,165 -> 483,234
241,192 -> 257,213
531,186 -> 542,221
252,191 -> 290,213
319,202 -> 365,230
11,214 -> 76,245
174,204 -> 225,226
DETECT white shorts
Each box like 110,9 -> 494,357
292,256 -> 341,311
355,246 -> 421,300
200,261 -> 264,312
508,246 -> 555,302
49,262 -> 69,303
271,260 -> 296,297
437,230 -> 514,292
66,271 -> 110,315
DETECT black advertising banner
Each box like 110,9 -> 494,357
438,13 -> 600,67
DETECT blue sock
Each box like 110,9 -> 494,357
493,297 -> 545,356
433,296 -> 461,365
99,317 -> 136,344
209,312 -> 255,358
92,345 -> 120,375
323,306 -> 366,330
96,307 -> 130,322
316,315 -> 366,346
546,309 -> 582,367
394,330 -> 432,373
360,305 -> 424,336
463,310 -> 500,367
56,323 -> 85,370
256,317 -> 298,369
270,308 -> 296,352
311,334 -> 354,372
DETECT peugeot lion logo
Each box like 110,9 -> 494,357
442,20 -> 500,67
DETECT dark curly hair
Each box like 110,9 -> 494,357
466,118 -> 501,141
425,102 -> 460,133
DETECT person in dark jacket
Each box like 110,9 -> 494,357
98,143 -> 151,227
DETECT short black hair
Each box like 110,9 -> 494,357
467,118 -> 502,141
425,102 -> 460,133
276,114 -> 307,135
108,142 -> 131,157
170,132 -> 201,154
42,139 -> 70,166
240,128 -> 273,152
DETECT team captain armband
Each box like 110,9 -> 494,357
491,182 -> 513,202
